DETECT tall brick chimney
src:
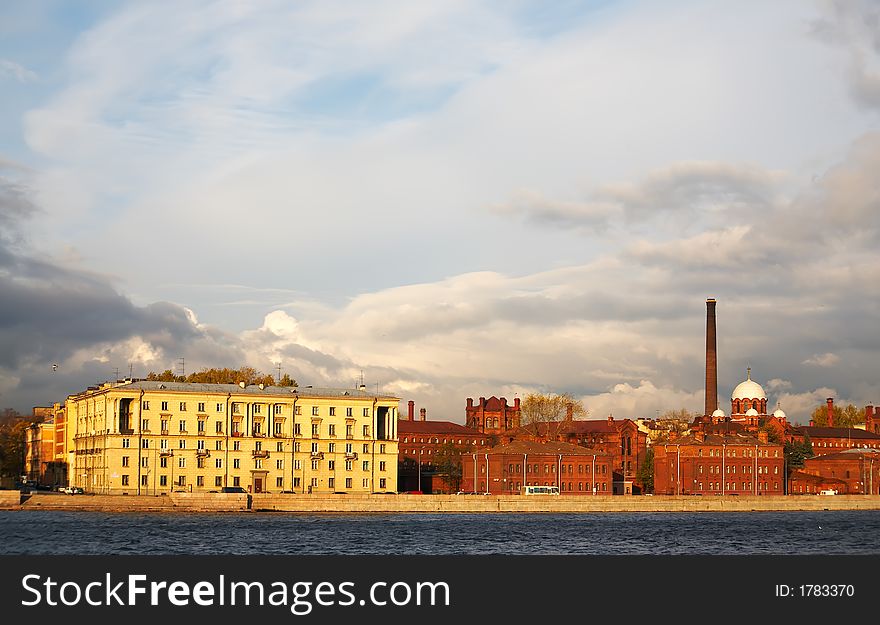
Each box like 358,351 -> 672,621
826,398 -> 834,428
705,298 -> 718,417
407,400 -> 414,421
419,408 -> 426,422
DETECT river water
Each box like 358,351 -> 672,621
2,510 -> 879,555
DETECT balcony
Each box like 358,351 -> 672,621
345,452 -> 358,460
252,432 -> 266,438
345,434 -> 354,440
231,432 -> 243,438
252,450 -> 270,458
161,430 -> 169,436
310,451 -> 324,459
159,450 -> 173,457
196,449 -> 210,457
119,428 -> 134,435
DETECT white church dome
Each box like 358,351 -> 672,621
773,408 -> 787,419
745,408 -> 759,417
712,409 -> 726,418
731,368 -> 766,400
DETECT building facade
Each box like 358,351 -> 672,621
460,440 -> 613,495
653,431 -> 785,496
788,449 -> 880,495
65,380 -> 399,495
397,401 -> 489,493
465,396 -> 521,435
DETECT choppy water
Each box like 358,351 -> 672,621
2,510 -> 879,555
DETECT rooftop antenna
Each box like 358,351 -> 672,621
114,367 -> 120,381
129,363 -> 133,379
276,362 -> 282,384
177,357 -> 185,378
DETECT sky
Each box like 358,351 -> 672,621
1,0 -> 879,424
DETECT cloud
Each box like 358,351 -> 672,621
0,59 -> 37,82
802,353 -> 841,367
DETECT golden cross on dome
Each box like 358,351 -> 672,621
747,366 -> 751,380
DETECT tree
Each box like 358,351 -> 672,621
0,409 -> 32,479
636,447 -> 655,494
430,442 -> 466,493
784,433 -> 813,475
651,409 -> 694,443
521,392 -> 587,439
144,366 -> 295,387
809,403 -> 864,428
758,424 -> 783,445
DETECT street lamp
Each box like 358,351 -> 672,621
417,448 -> 423,493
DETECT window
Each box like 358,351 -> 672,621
346,408 -> 353,417
294,424 -> 301,436
255,441 -> 262,451
216,403 -> 224,412
276,459 -> 284,470
380,444 -> 386,454
363,444 -> 369,454
141,419 -> 149,431
233,459 -> 240,469
122,475 -> 129,486
327,442 -> 335,453
178,457 -> 186,468
255,459 -> 262,469
276,477 -> 284,488
329,477 -> 335,489
179,439 -> 186,449
363,408 -> 369,417
179,420 -> 186,432
161,401 -> 168,411
312,406 -> 319,416
122,456 -> 130,467
178,476 -> 186,487
215,476 -> 223,487
216,421 -> 223,434
160,475 -> 167,486
197,457 -> 205,469
198,402 -> 205,412
160,457 -> 168,468
295,406 -> 302,415
312,423 -> 319,437
122,438 -> 131,449
362,461 -> 369,471
379,461 -> 386,472
141,457 -> 148,468
232,403 -> 242,414
379,478 -> 386,489
294,477 -> 301,488
253,404 -> 262,415
311,442 -> 319,453
311,460 -> 319,470
233,477 -> 240,487
345,478 -> 352,489
274,422 -> 282,436
345,460 -> 353,471
215,458 -> 222,468
345,443 -> 352,454
328,460 -> 336,470
310,478 -> 318,488
179,402 -> 187,411
329,424 -> 336,436
363,425 -> 370,437
233,441 -> 240,451
294,460 -> 301,470
346,425 -> 354,438
197,476 -> 204,487
197,439 -> 206,450
198,420 -> 206,433
295,442 -> 301,452
329,407 -> 336,416
142,401 -> 150,410
142,439 -> 150,449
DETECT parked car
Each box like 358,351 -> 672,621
220,486 -> 247,494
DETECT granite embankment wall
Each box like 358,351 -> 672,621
4,492 -> 248,512
3,492 -> 880,513
249,493 -> 880,513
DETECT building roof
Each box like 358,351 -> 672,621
398,420 -> 482,436
515,418 -> 632,438
805,448 -> 880,461
70,380 -> 398,401
789,471 -> 846,485
666,432 -> 777,447
794,426 -> 880,440
468,396 -> 515,412
486,439 -> 610,456
731,369 -> 766,400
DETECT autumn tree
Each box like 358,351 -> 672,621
809,403 -> 864,428
145,367 -> 296,387
651,409 -> 695,443
0,409 -> 33,479
430,442 -> 466,493
521,392 -> 587,438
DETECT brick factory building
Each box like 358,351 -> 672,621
508,416 -> 647,494
465,396 -> 521,435
788,448 -> 880,495
460,440 -> 613,495
397,401 -> 489,493
653,430 -> 784,496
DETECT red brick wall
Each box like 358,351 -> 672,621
460,452 -> 612,495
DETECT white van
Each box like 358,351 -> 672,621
819,489 -> 837,496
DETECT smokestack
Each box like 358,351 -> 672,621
705,299 -> 718,417
827,397 -> 834,428
407,400 -> 414,421
419,408 -> 426,422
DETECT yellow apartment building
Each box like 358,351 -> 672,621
64,380 -> 400,495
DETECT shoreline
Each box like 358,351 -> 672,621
3,492 -> 880,514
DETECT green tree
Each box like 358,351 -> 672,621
636,447 -> 655,494
809,403 -> 864,428
784,433 -> 813,475
278,373 -> 298,387
430,442 -> 465,493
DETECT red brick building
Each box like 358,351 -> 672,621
653,431 -> 784,496
788,449 -> 880,495
397,401 -> 489,493
465,396 -> 521,435
866,405 -> 880,435
507,416 -> 648,494
460,440 -> 613,495
788,426 -> 880,455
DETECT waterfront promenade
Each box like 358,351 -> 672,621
3,491 -> 880,513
